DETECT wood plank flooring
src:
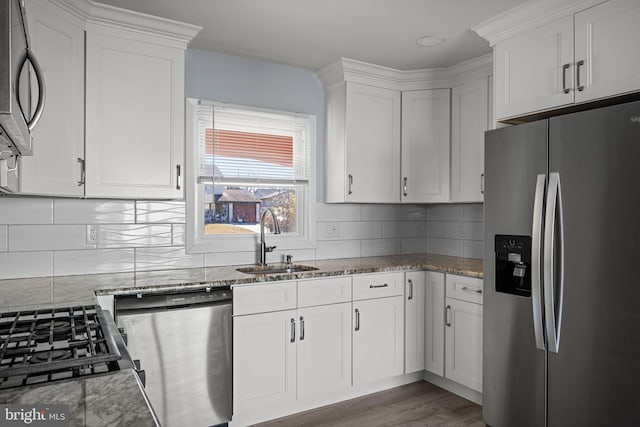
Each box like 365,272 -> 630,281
252,381 -> 484,427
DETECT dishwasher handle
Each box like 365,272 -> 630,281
116,288 -> 232,312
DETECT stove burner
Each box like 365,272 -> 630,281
30,349 -> 72,364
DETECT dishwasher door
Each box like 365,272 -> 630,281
116,291 -> 232,427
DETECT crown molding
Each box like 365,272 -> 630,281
472,0 -> 605,46
317,54 -> 492,91
52,0 -> 201,47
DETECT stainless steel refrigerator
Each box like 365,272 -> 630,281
483,100 -> 640,427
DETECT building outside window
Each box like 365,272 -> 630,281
186,99 -> 315,253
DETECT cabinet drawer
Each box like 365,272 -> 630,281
233,281 -> 297,316
446,274 -> 483,304
353,272 -> 404,301
298,276 -> 352,308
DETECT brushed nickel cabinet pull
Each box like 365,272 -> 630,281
408,279 -> 413,300
300,316 -> 305,341
403,177 -> 408,197
77,158 -> 85,186
370,283 -> 389,289
562,63 -> 571,94
290,318 -> 296,343
576,60 -> 585,92
355,308 -> 360,331
176,165 -> 182,190
348,174 -> 353,195
445,305 -> 452,327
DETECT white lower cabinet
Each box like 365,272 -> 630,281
352,295 -> 404,385
296,303 -> 352,399
233,278 -> 352,417
444,274 -> 483,393
233,309 -> 297,414
425,271 -> 445,376
404,271 -> 426,373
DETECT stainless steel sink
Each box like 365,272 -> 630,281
236,263 -> 319,275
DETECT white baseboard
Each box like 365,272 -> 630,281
422,370 -> 483,405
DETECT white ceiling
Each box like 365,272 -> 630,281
97,0 -> 528,71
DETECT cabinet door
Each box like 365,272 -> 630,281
451,78 -> 488,203
85,29 -> 184,199
404,271 -> 425,373
445,297 -> 483,392
352,296 -> 404,385
297,303 -> 351,399
425,271 -> 445,376
345,82 -> 400,203
233,310 -> 297,414
401,89 -> 450,203
494,16 -> 574,120
574,0 -> 640,103
21,0 -> 85,196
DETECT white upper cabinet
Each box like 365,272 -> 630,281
494,16 -> 574,120
476,0 -> 640,121
21,0 -> 85,196
574,0 -> 640,103
325,81 -> 401,203
319,57 -> 490,204
85,28 -> 185,199
450,77 -> 489,203
401,89 -> 450,203
20,0 -> 200,199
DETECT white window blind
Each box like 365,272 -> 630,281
196,103 -> 311,185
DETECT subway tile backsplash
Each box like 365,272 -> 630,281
0,198 -> 484,279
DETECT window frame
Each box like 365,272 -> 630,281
185,98 -> 316,255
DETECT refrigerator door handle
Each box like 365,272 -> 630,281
531,174 -> 547,351
544,172 -> 565,354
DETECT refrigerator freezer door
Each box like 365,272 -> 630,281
547,100 -> 640,426
483,120 -> 548,427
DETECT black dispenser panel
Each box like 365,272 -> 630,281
495,235 -> 532,297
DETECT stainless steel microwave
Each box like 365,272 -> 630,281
0,0 -> 45,158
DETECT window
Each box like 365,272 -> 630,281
186,99 -> 315,253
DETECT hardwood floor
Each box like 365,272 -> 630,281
252,381 -> 484,427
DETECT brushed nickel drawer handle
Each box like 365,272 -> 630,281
370,284 -> 389,289
408,279 -> 413,300
355,308 -> 360,331
461,286 -> 482,294
445,305 -> 452,327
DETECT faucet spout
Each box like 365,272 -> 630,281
259,208 -> 281,265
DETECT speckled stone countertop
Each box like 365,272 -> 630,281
0,253 -> 481,426
0,369 -> 158,426
0,253 -> 482,312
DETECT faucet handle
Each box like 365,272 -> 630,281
265,245 -> 277,253
286,254 -> 293,265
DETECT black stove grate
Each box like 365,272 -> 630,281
0,305 -> 122,388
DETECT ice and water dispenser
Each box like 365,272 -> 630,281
495,235 -> 532,297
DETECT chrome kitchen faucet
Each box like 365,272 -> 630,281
259,208 -> 281,265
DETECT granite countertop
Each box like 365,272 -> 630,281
0,369 -> 158,426
0,253 -> 482,426
0,253 -> 483,313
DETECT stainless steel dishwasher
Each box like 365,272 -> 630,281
115,287 -> 232,427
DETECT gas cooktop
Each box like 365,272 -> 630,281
0,305 -> 126,389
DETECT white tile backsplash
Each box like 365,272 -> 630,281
54,249 -> 135,276
0,251 -> 53,279
338,221 -> 381,240
96,224 -> 172,248
136,201 -> 186,223
0,198 -> 53,224
0,195 -> 484,279
9,225 -> 96,251
427,237 -> 465,257
316,203 -> 361,221
135,247 -> 205,271
54,199 -> 135,224
361,238 -> 402,257
426,204 -> 464,221
315,240 -> 361,260
463,204 -> 483,222
361,205 -> 401,221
